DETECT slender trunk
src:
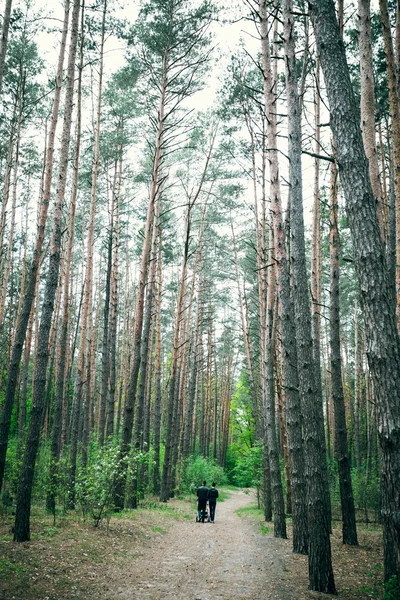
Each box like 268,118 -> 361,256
0,92 -> 22,334
18,303 -> 34,436
13,0 -> 81,541
245,106 -> 265,443
0,0 -> 13,93
0,0 -> 69,495
379,0 -> 400,323
275,342 -> 292,514
114,51 -> 168,510
263,254 -> 287,538
127,196 -> 160,508
98,196 -> 113,445
354,300 -> 361,472
329,147 -> 358,545
182,297 -> 201,460
283,0 -> 335,589
259,0 -> 308,555
311,62 -> 324,438
47,3 -> 84,512
69,0 -> 106,505
387,128 -> 396,302
160,210 -> 190,502
152,246 -> 163,495
232,226 -> 260,441
106,150 -> 122,440
359,0 -> 384,240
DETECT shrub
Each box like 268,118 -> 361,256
179,456 -> 226,495
75,441 -> 128,527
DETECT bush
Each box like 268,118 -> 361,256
383,576 -> 400,600
179,456 -> 226,496
75,440 -> 128,527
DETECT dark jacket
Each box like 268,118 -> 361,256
197,485 -> 209,501
208,487 -> 219,503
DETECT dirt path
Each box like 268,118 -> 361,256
105,490 -> 316,600
0,489 -> 384,599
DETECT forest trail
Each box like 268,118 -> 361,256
104,490 -> 316,600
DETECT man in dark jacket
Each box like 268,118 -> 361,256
197,480 -> 209,522
208,482 -> 219,523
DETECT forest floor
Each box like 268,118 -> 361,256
0,488 -> 385,600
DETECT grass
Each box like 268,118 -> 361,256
235,503 -> 264,519
151,526 -> 167,534
0,557 -> 30,590
216,487 -> 232,502
260,522 -> 271,535
235,502 -> 271,536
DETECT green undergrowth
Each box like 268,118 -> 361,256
235,503 -> 264,519
235,502 -> 272,536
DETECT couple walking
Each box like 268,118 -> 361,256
197,481 -> 219,523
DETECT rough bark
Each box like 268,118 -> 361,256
152,246 -> 163,495
47,2 -> 84,513
259,0 -> 308,556
359,0 -> 384,240
329,150 -> 358,546
379,0 -> 400,323
310,0 -> 400,582
263,256 -> 287,539
0,0 -> 70,495
284,0 -> 335,590
13,0 -> 81,541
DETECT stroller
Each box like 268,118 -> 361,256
196,501 -> 210,523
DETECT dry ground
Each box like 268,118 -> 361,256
0,489 -> 384,600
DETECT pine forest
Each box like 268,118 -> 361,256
0,0 -> 400,598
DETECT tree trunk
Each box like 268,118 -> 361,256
263,253 -> 287,539
160,210 -> 191,502
106,149 -> 122,440
329,148 -> 358,546
379,0 -> 400,323
283,0 -> 335,590
127,195 -> 160,508
259,0 -> 308,556
0,0 -> 13,93
69,0 -> 106,505
311,62 -> 324,443
13,0 -> 81,541
47,3 -> 84,512
0,0 -> 70,495
114,50 -> 168,510
152,245 -> 163,495
359,0 -> 384,240
310,0 -> 400,582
